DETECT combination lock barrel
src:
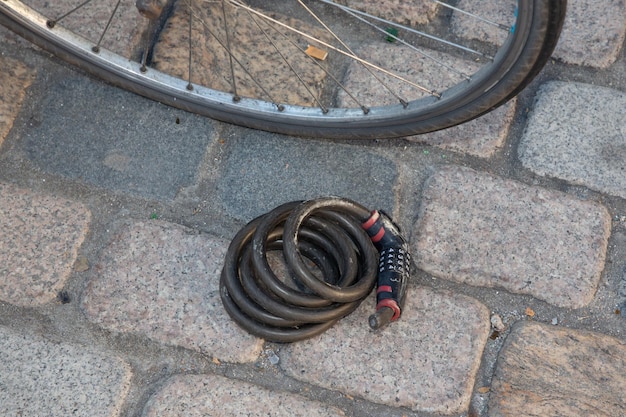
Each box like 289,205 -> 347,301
362,210 -> 410,330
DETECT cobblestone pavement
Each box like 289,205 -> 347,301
1,1 -> 626,417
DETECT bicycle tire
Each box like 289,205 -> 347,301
0,0 -> 566,139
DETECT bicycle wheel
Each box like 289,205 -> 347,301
0,0 -> 566,139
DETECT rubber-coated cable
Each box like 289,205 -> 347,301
220,197 -> 409,343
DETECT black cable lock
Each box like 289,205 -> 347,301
219,197 -> 410,343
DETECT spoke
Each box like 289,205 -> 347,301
296,0 -> 409,107
246,11 -> 329,112
186,2 -> 282,107
221,0 -> 239,100
187,1 -> 193,90
227,0 -> 441,98
254,12 -> 370,113
335,5 -> 473,81
93,0 -> 122,53
317,0 -> 490,59
46,0 -> 95,27
434,0 -> 511,31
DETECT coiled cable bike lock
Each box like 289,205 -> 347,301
220,197 -> 410,342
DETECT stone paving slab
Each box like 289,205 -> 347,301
489,321 -> 626,416
81,220 -> 263,363
519,81 -> 626,200
0,325 -> 132,417
553,0 -> 626,68
0,182 -> 91,307
342,0 -> 438,26
0,56 -> 36,147
217,133 -> 397,221
408,100 -> 516,158
22,77 -> 216,200
412,165 -> 611,308
281,287 -> 490,415
142,374 -> 346,417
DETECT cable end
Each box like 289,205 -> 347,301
368,306 -> 395,330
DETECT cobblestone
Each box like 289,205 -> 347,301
0,183 -> 91,306
217,133 -> 397,220
22,77 -> 216,201
519,81 -> 626,200
0,56 -> 35,146
81,220 -> 263,363
142,374 -> 346,417
490,321 -> 626,416
281,287 -> 490,415
553,0 -> 626,68
0,325 -> 131,417
413,165 -> 611,308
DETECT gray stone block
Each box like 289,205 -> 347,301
490,321 -> 626,416
22,77 -> 216,200
217,133 -> 397,220
553,0 -> 626,68
0,182 -> 91,306
413,165 -> 611,308
519,81 -> 626,199
281,287 -> 490,415
0,325 -> 131,417
0,56 -> 36,147
82,220 -> 263,363
142,374 -> 346,417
